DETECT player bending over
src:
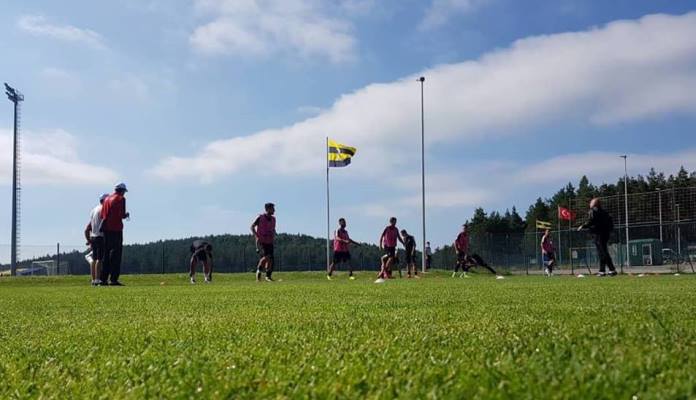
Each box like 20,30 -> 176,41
541,229 -> 556,276
376,217 -> 404,283
189,240 -> 213,284
401,229 -> 419,278
453,224 -> 503,279
328,217 -> 360,280
251,202 -> 277,282
84,193 -> 109,286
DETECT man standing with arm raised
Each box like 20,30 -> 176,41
578,198 -> 617,277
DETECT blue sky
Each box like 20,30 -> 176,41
1,0 -> 696,261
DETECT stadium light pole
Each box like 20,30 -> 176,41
418,76 -> 426,274
620,155 -> 629,268
5,83 -> 23,277
657,188 -> 663,242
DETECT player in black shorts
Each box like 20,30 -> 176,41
328,218 -> 360,280
401,229 -> 419,278
189,240 -> 213,284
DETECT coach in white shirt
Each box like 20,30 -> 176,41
84,194 -> 109,286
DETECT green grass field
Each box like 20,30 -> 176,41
0,271 -> 694,399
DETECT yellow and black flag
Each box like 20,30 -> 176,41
327,139 -> 356,167
536,220 -> 552,229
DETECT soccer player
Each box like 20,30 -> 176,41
453,224 -> 471,277
189,240 -> 213,284
251,203 -> 276,282
327,218 -> 360,280
100,183 -> 129,286
578,198 -> 617,276
84,193 -> 108,286
376,217 -> 403,283
453,224 -> 503,279
401,229 -> 419,278
541,228 -> 556,276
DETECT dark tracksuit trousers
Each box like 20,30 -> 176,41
594,232 -> 616,273
101,230 -> 123,283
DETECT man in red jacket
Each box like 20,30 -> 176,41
100,182 -> 130,285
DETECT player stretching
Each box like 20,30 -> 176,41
454,224 -> 503,279
376,217 -> 403,283
251,203 -> 276,282
189,240 -> 213,284
401,229 -> 419,278
453,224 -> 471,277
541,229 -> 556,276
328,218 -> 360,280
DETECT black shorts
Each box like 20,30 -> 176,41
333,251 -> 351,264
192,249 -> 210,263
405,251 -> 416,264
457,251 -> 469,263
260,243 -> 274,258
383,246 -> 396,258
90,237 -> 105,261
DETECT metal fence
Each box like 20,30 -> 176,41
2,187 -> 695,277
430,187 -> 696,274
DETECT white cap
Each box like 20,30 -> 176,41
115,182 -> 128,192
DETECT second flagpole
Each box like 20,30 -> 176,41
326,137 -> 331,274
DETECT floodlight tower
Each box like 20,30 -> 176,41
5,83 -> 23,276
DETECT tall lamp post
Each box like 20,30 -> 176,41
5,83 -> 23,276
620,155 -> 629,269
418,77 -> 426,274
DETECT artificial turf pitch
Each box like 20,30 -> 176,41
0,271 -> 694,399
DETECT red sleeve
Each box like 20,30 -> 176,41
100,197 -> 110,220
122,197 -> 127,217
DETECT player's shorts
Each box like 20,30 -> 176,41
90,236 -> 105,261
405,251 -> 415,264
260,243 -> 274,258
457,251 -> 469,262
543,252 -> 556,265
333,251 -> 351,264
383,246 -> 396,258
192,249 -> 210,263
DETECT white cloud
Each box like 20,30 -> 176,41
153,12 -> 696,183
0,129 -> 119,185
190,0 -> 356,63
17,15 -> 106,49
420,0 -> 491,30
516,150 -> 696,185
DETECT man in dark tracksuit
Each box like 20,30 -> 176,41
578,198 -> 617,276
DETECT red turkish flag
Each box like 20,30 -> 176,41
558,207 -> 576,221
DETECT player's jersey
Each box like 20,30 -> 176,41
541,235 -> 554,253
455,232 -> 469,253
334,228 -> 350,252
403,234 -> 416,254
382,226 -> 399,247
255,214 -> 276,244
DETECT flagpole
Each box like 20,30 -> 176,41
419,76 -> 426,274
557,206 -> 562,267
326,137 -> 331,274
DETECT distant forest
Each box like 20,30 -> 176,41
6,166 -> 696,274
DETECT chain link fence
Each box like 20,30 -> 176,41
429,187 -> 696,275
2,188 -> 695,277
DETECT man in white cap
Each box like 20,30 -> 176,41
100,182 -> 129,285
84,193 -> 109,286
